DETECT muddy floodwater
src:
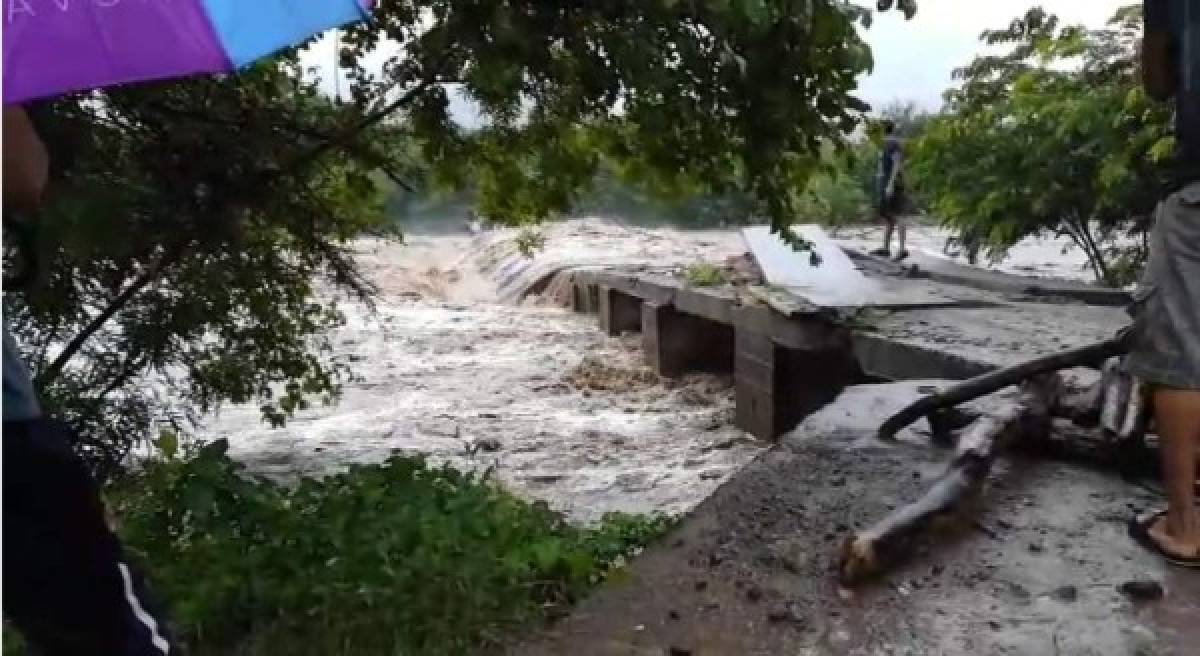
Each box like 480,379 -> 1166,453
201,230 -> 762,523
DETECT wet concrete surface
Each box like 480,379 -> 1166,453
744,225 -> 959,309
832,225 -> 1120,285
868,302 -> 1130,370
519,382 -> 1198,655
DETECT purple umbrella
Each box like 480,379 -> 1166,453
3,0 -> 374,104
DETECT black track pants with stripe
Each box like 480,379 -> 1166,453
3,418 -> 175,656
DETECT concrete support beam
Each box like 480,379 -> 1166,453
673,286 -> 735,324
731,304 -> 845,351
570,282 -> 587,313
642,302 -> 734,377
734,329 -> 860,441
587,283 -> 600,313
852,333 -> 994,381
598,286 -> 643,336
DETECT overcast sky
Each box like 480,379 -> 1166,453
858,0 -> 1128,110
305,1 -> 1131,120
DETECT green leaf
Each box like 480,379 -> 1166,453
155,429 -> 179,461
1148,136 -> 1176,163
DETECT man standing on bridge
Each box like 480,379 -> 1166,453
871,119 -> 909,261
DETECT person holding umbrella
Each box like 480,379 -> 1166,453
3,2 -> 374,652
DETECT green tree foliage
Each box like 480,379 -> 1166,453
794,144 -> 872,227
6,1 -> 914,472
7,66 -> 393,475
909,6 -> 1173,286
344,0 -> 906,237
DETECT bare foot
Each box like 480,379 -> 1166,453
1148,514 -> 1200,559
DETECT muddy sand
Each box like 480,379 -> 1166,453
519,381 -> 1198,655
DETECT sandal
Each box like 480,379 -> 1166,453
1128,510 -> 1200,569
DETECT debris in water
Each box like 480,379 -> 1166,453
565,356 -> 658,392
474,437 -> 502,452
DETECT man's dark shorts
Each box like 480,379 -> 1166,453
877,188 -> 907,220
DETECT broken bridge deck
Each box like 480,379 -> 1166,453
516,225 -> 1128,441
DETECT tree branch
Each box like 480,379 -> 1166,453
876,335 -> 1130,441
39,64 -> 446,387
37,239 -> 189,387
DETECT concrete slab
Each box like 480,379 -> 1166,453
673,286 -> 737,324
867,302 -> 1130,373
845,247 -> 1132,306
743,225 -> 964,309
853,332 -> 997,381
590,271 -> 677,306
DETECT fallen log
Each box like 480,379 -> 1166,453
876,336 -> 1128,441
839,375 -> 1060,586
1021,418 -> 1156,474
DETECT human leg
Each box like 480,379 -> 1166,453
871,214 -> 895,257
1124,182 -> 1200,565
1147,388 -> 1200,558
892,217 -> 909,261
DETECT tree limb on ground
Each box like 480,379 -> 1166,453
839,374 -> 1061,586
876,335 -> 1129,441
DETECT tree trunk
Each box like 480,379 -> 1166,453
839,375 -> 1061,586
1062,216 -> 1112,287
1078,221 -> 1112,287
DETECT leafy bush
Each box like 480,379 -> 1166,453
909,6 -> 1169,287
794,168 -> 870,228
105,440 -> 673,655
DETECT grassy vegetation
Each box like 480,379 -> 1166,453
683,262 -> 728,287
78,440 -> 673,655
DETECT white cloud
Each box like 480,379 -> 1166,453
855,0 -> 1128,111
